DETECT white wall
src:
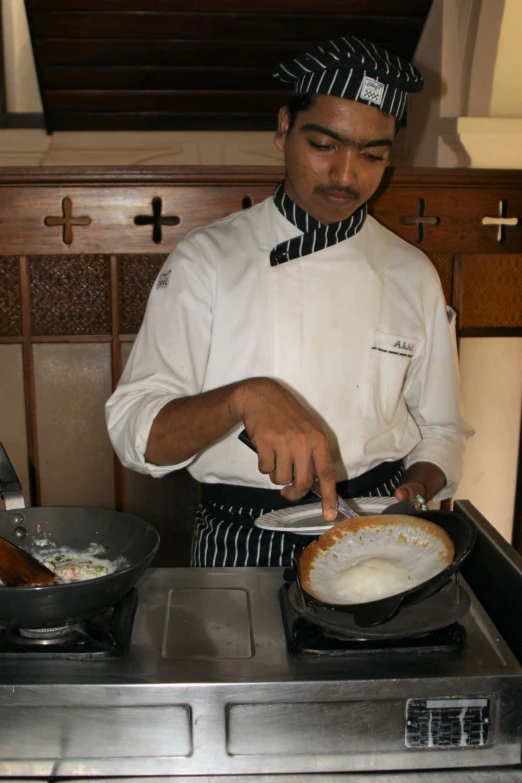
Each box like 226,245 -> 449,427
458,339 -> 522,542
2,0 -> 42,112
410,0 -> 522,168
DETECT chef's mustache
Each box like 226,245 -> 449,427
315,185 -> 361,200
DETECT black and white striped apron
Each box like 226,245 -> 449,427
191,459 -> 405,567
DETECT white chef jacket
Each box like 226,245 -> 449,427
106,196 -> 472,500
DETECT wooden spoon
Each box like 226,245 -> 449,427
0,536 -> 60,586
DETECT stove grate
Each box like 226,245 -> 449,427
0,587 -> 138,659
279,583 -> 468,657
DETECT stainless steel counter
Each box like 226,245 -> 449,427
0,560 -> 520,779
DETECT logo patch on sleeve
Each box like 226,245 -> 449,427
156,269 -> 171,290
360,77 -> 385,107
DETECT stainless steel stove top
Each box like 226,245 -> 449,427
0,566 -> 515,683
0,502 -> 521,780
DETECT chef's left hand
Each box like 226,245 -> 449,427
394,461 -> 446,503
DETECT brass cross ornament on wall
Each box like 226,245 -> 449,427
44,197 -> 91,245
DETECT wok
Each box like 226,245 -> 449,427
295,508 -> 477,627
0,443 -> 160,629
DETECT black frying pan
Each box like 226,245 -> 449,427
296,508 -> 477,626
0,444 -> 160,629
237,429 -> 477,626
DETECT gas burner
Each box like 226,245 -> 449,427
0,588 -> 138,659
283,563 -> 471,636
18,625 -> 73,639
280,578 -> 470,656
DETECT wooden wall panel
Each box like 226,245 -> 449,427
0,181 -> 274,254
1,165 -> 521,559
370,187 -> 522,254
2,168 -> 522,256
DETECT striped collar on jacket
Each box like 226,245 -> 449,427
270,181 -> 367,266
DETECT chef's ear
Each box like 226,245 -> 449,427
274,106 -> 291,152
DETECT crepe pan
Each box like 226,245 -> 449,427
0,443 -> 160,629
294,508 -> 477,626
237,429 -> 477,625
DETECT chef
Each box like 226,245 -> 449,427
106,36 -> 473,567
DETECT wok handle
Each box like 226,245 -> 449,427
0,443 -> 23,496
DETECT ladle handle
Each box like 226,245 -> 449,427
238,429 -> 256,451
0,443 -> 22,496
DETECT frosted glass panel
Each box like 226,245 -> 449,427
458,337 -> 522,542
0,344 -> 29,504
121,340 -> 133,369
33,343 -> 115,508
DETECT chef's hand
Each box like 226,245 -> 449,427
237,378 -> 338,521
394,461 -> 446,503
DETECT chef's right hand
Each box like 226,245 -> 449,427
235,378 -> 338,521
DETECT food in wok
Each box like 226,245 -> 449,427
0,542 -> 128,586
36,544 -> 127,583
298,515 -> 455,605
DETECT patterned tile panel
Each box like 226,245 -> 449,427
29,255 -> 111,335
118,254 -> 167,334
461,254 -> 522,328
0,256 -> 22,336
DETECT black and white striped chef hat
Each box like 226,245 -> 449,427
272,37 -> 423,121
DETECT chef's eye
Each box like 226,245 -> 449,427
309,140 -> 334,151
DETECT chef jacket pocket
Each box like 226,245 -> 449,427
370,330 -> 418,422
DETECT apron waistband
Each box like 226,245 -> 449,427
201,458 -> 404,513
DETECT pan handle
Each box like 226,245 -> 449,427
0,443 -> 25,510
0,443 -> 22,494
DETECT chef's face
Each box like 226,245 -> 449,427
274,94 -> 395,225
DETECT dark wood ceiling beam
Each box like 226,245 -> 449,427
45,111 -> 280,131
42,66 -> 279,91
34,39 -> 415,67
24,0 -> 434,132
30,13 -> 424,41
46,90 -> 289,112
28,0 -> 433,15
